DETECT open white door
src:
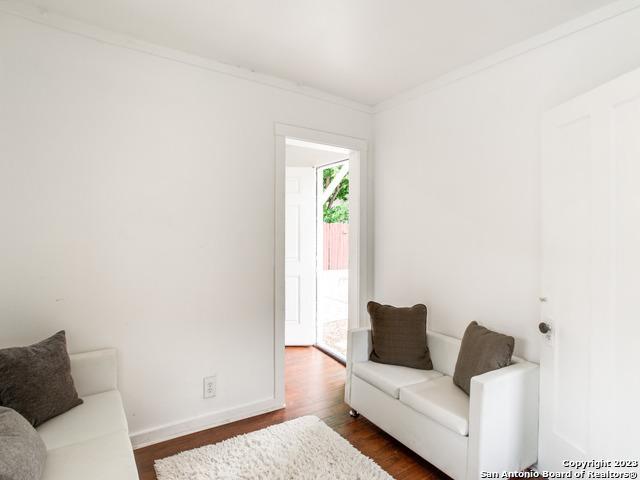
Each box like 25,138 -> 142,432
285,167 -> 316,345
540,67 -> 640,472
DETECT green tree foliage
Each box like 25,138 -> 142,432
323,165 -> 349,223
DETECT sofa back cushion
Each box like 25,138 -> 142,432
453,321 -> 515,395
367,301 -> 433,370
0,407 -> 47,480
70,349 -> 118,398
0,331 -> 83,427
427,331 -> 462,377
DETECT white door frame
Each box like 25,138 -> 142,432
274,123 -> 369,406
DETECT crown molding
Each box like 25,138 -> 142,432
3,0 -> 639,117
374,0 -> 640,113
0,0 -> 374,115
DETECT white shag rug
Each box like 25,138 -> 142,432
154,415 -> 394,480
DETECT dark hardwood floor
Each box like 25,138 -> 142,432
134,347 -> 450,479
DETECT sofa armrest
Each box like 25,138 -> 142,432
467,361 -> 539,479
345,328 -> 371,404
70,349 -> 118,397
347,328 -> 372,365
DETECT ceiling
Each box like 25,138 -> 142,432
21,0 -> 617,105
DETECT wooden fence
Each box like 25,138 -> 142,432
323,223 -> 349,270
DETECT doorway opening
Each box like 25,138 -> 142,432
316,160 -> 349,359
284,139 -> 350,362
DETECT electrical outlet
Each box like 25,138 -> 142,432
203,375 -> 216,399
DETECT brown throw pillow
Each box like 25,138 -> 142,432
368,301 -> 433,370
453,321 -> 514,395
0,407 -> 47,480
0,331 -> 83,427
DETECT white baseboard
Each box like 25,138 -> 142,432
129,397 -> 285,449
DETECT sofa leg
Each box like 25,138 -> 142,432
349,409 -> 360,418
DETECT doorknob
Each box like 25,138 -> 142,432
538,322 -> 551,334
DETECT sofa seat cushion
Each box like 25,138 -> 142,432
353,361 -> 442,399
37,390 -> 128,451
399,376 -> 470,436
42,431 -> 138,480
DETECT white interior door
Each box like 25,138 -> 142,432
285,167 -> 316,345
540,67 -> 640,471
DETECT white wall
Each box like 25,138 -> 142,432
372,6 -> 640,362
0,11 -> 370,444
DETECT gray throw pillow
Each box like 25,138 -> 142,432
0,331 -> 83,427
453,321 -> 515,395
0,407 -> 47,480
368,301 -> 433,370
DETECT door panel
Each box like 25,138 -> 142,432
284,276 -> 300,323
540,114 -> 592,468
611,95 -> 640,459
285,167 -> 316,345
540,68 -> 640,470
285,205 -> 300,260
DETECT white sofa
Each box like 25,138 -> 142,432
35,349 -> 139,480
346,328 -> 539,480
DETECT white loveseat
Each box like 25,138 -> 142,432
35,349 -> 139,480
346,328 -> 539,480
